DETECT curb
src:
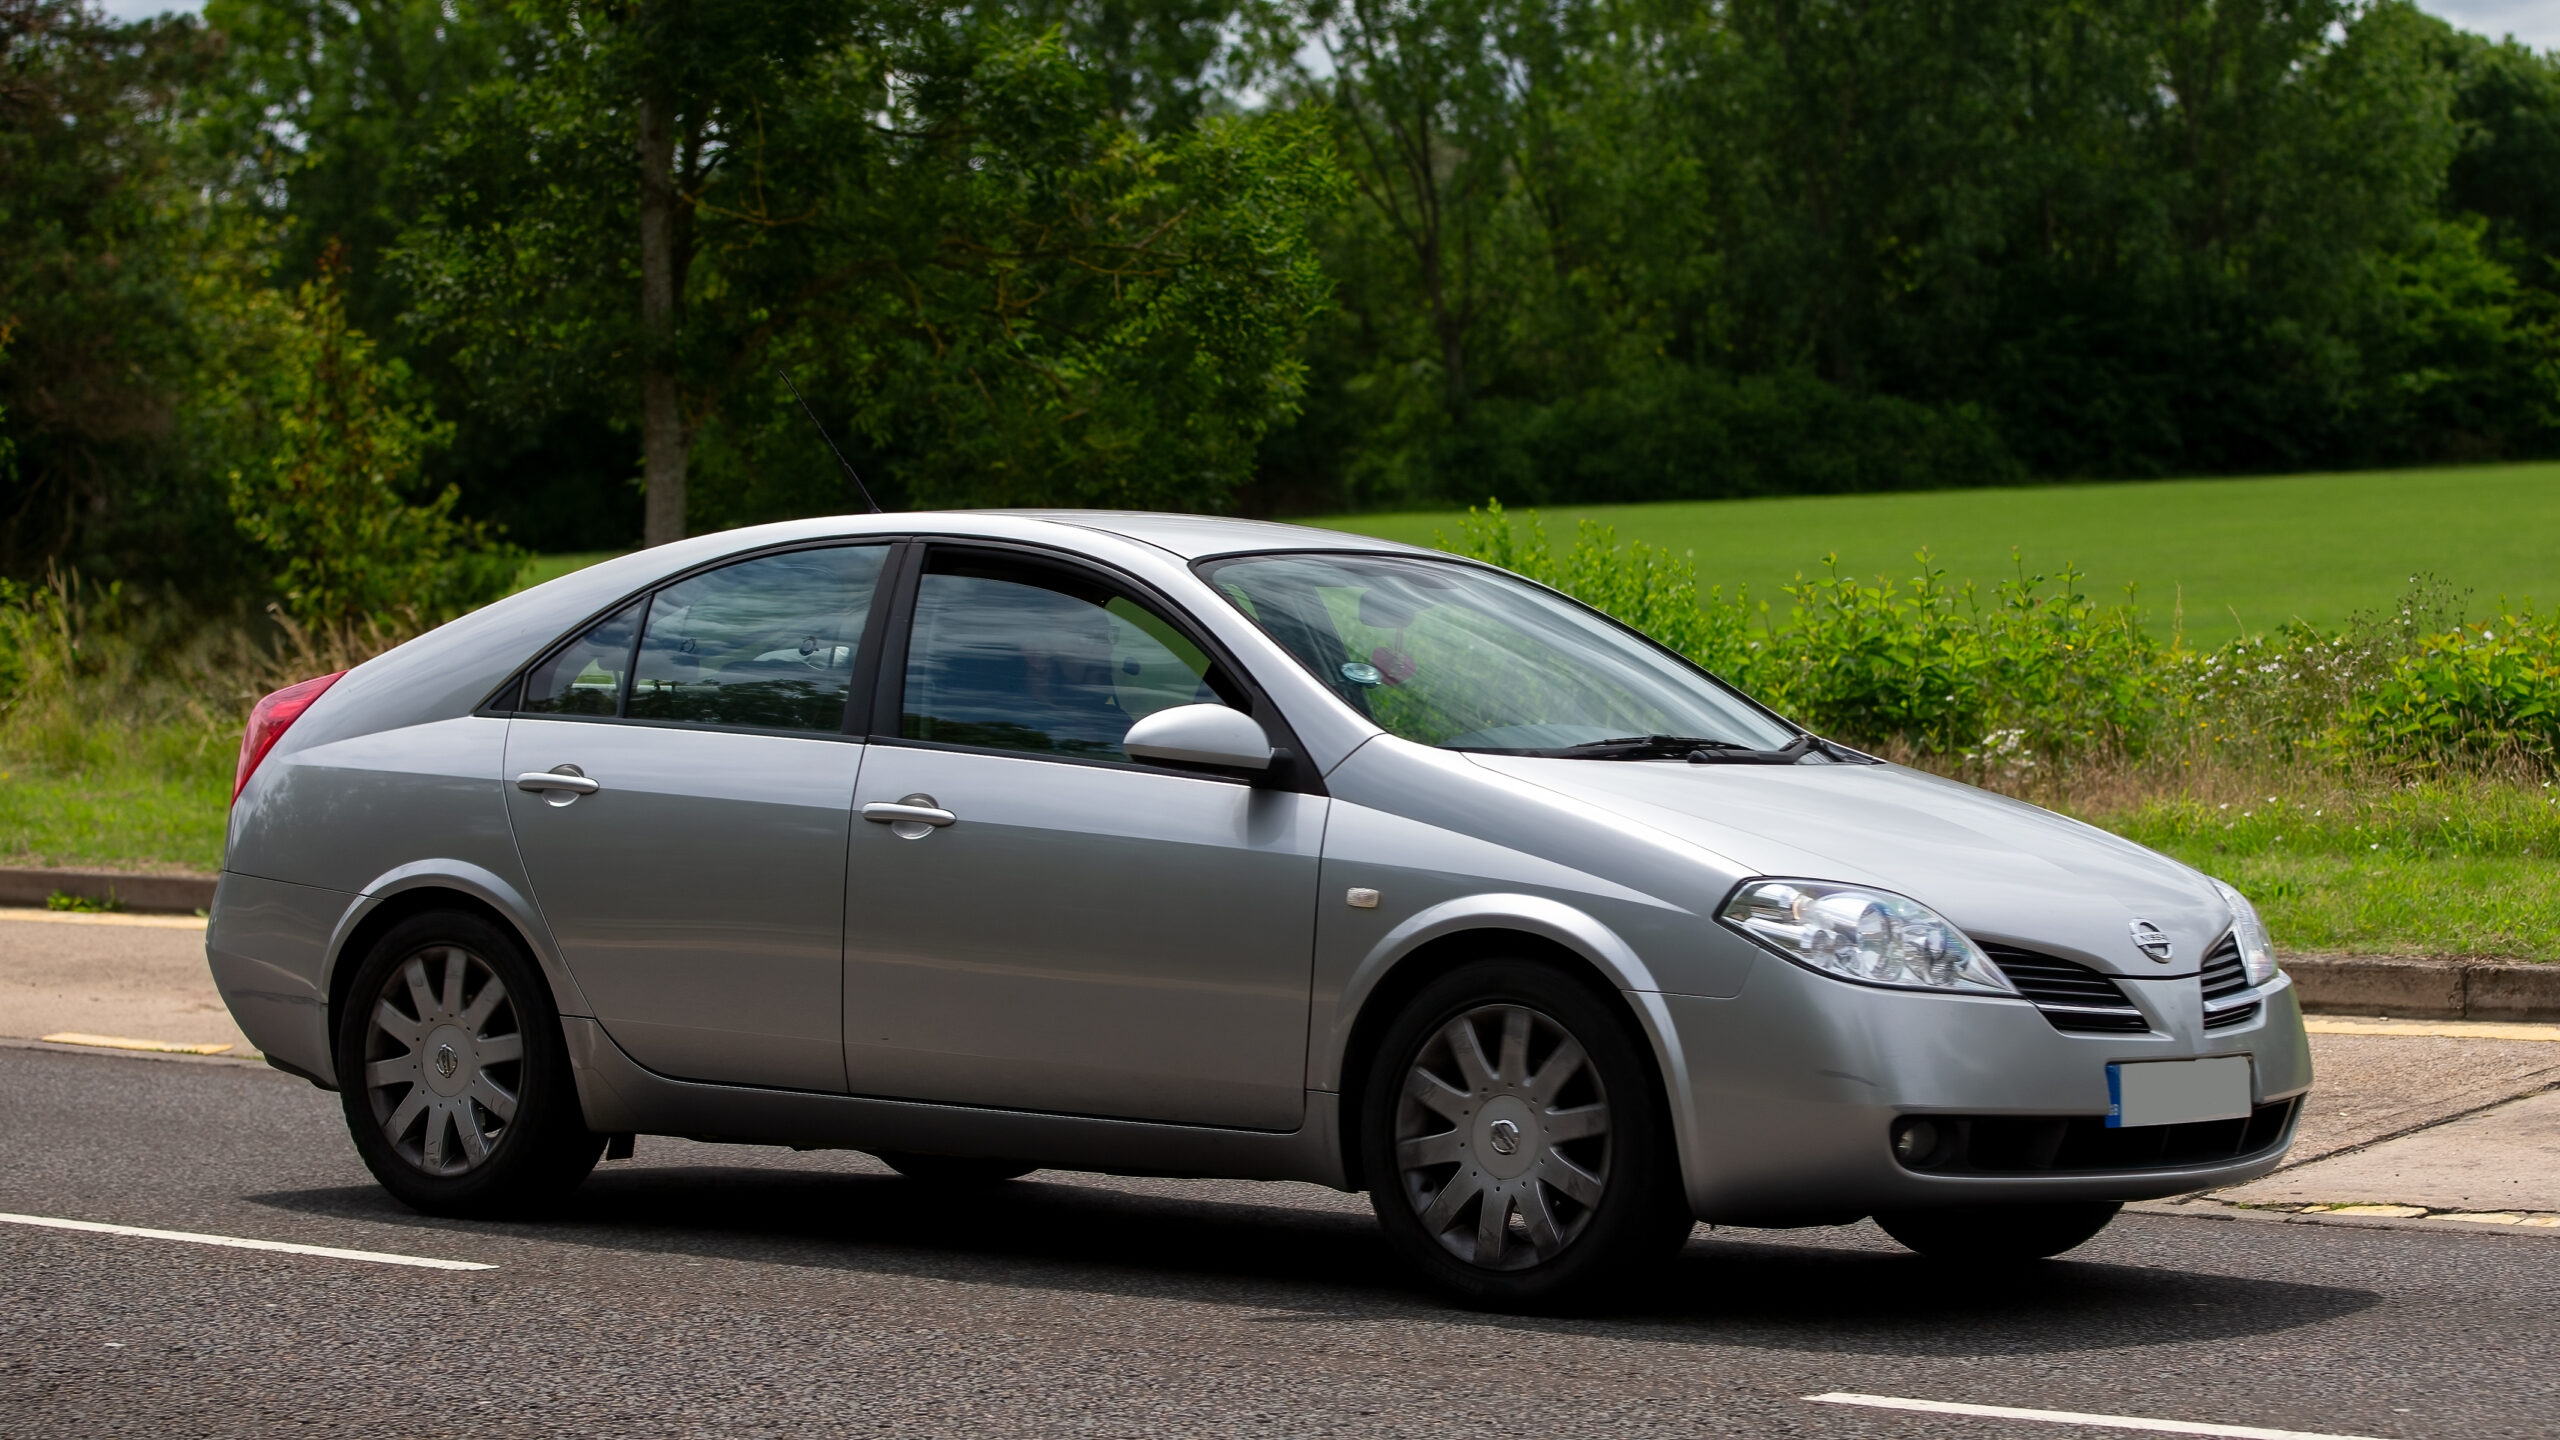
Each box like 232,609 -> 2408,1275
2286,954 -> 2560,1024
0,867 -> 217,915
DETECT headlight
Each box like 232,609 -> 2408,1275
1718,879 -> 2014,995
2210,878 -> 2280,986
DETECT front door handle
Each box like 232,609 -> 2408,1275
516,766 -> 601,804
862,794 -> 955,839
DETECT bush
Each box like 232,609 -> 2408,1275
2344,611 -> 2560,769
1442,500 -> 2165,769
1436,499 -> 2560,781
216,253 -> 521,632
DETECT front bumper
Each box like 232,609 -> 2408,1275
1658,952 -> 2314,1225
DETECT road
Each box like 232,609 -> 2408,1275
3,1046 -> 2556,1439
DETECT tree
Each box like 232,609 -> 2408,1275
0,0 -> 229,583
398,2 -> 1339,535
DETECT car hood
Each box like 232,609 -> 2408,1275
1465,755 -> 2231,977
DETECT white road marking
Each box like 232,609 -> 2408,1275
1805,1393 -> 2392,1440
0,1212 -> 494,1271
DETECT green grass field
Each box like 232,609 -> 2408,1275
1308,461 -> 2560,645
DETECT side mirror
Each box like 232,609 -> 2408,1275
1123,703 -> 1275,773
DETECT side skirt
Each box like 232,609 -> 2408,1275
561,1018 -> 1350,1190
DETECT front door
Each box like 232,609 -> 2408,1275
842,546 -> 1324,1131
504,543 -> 892,1093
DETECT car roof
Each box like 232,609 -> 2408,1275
992,511 -> 1437,562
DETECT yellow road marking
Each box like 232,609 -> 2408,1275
2304,1016 -> 2560,1042
41,1032 -> 233,1055
0,906 -> 205,930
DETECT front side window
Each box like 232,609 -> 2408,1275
1199,552 -> 1797,754
900,550 -> 1234,760
627,545 -> 889,733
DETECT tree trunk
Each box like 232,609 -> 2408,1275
637,87 -> 686,548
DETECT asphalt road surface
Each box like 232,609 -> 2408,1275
4,1045 -> 2554,1440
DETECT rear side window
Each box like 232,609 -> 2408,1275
627,545 -> 890,733
521,600 -> 642,716
899,550 -> 1235,760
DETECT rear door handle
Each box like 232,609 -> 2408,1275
861,801 -> 955,827
516,769 -> 601,795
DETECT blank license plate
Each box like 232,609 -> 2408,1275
2107,1056 -> 2253,1129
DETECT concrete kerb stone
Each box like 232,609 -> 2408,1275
0,868 -> 216,915
2287,954 -> 2560,1024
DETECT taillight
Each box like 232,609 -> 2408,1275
234,670 -> 347,803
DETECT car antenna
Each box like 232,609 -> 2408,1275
775,365 -> 883,513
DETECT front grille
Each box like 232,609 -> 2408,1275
1896,1098 -> 2300,1174
2199,932 -> 2262,1029
1982,944 -> 2152,1033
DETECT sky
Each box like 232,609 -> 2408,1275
87,0 -> 2560,47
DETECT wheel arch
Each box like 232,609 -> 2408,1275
321,862 -> 585,1087
1327,895 -> 1697,1195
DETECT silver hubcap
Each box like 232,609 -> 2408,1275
1395,1003 -> 1611,1271
363,946 -> 523,1177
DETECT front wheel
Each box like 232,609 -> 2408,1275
336,910 -> 602,1216
1874,1201 -> 2122,1261
1361,960 -> 1691,1310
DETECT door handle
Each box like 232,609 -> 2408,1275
861,801 -> 955,827
516,768 -> 601,797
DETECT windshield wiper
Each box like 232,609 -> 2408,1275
1458,732 -> 1877,763
1554,735 -> 1764,760
1683,733 -> 1879,765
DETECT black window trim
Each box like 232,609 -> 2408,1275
480,536 -> 910,744
867,537 -> 1328,795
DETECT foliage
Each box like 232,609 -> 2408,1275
394,5 -> 1340,534
0,0 -> 236,584
1249,0 -> 2560,511
2344,611 -> 2560,769
220,255 -> 520,631
1444,500 -> 2164,766
1435,498 -> 2560,780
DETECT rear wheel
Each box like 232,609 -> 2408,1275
336,910 -> 602,1216
872,1152 -> 1037,1185
1360,959 -> 1691,1310
1874,1201 -> 2122,1261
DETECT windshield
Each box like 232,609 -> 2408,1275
1197,552 -> 1798,754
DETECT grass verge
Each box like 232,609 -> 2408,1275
2070,772 -> 2560,958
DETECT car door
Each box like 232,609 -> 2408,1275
503,542 -> 893,1093
842,544 -> 1325,1131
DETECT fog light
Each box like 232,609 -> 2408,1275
1893,1118 -> 1942,1167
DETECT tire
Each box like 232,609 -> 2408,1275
1874,1201 -> 2122,1262
1359,959 -> 1691,1310
335,910 -> 603,1217
872,1152 -> 1038,1185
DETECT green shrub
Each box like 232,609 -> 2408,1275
1437,498 -> 2556,780
1442,501 -> 2166,767
215,254 -> 521,633
2343,611 -> 2560,769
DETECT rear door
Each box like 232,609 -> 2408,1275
503,542 -> 894,1093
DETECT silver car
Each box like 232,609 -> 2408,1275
211,511 -> 2311,1306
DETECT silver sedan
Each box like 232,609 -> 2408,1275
210,511 -> 2311,1307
